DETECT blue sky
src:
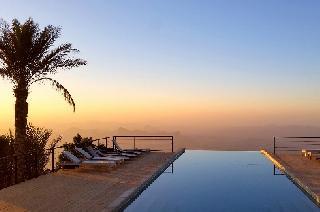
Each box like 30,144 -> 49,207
2,1 -> 320,86
1,0 -> 320,131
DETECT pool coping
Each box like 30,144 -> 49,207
108,148 -> 186,212
261,149 -> 320,207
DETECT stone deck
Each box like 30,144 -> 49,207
262,150 -> 320,205
0,151 -> 178,212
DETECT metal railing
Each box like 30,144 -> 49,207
163,163 -> 174,174
112,136 -> 174,152
273,165 -> 284,176
0,150 -> 50,189
48,145 -> 65,172
0,135 -> 174,190
0,139 -> 106,190
92,137 -> 110,148
273,136 -> 320,155
48,135 -> 175,172
40,135 -> 175,172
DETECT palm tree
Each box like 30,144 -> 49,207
0,18 -> 86,181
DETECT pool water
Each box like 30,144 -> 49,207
125,150 -> 319,212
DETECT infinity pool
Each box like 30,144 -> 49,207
125,150 -> 319,212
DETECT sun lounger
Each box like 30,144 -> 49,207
102,150 -> 137,158
87,147 -> 132,160
75,147 -> 125,163
302,149 -> 320,156
86,146 -> 130,160
109,140 -> 141,155
59,161 -> 80,169
114,140 -> 150,153
308,152 -> 320,160
62,151 -> 116,168
302,149 -> 320,159
112,140 -> 150,155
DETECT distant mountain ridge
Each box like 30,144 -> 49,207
54,124 -> 320,151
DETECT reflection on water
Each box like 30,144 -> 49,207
126,150 -> 319,212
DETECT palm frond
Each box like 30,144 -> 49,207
0,20 -> 17,80
0,18 -> 86,86
31,77 -> 75,112
0,67 -> 5,77
28,25 -> 61,72
30,43 -> 86,82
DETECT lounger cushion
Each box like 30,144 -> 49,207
62,151 -> 81,164
75,147 -> 93,159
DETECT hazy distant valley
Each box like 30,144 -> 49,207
53,124 -> 320,152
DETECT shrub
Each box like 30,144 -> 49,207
0,124 -> 60,187
0,132 -> 14,157
0,124 -> 59,175
24,124 -> 52,176
73,133 -> 94,148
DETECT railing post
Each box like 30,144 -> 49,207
102,137 -> 109,149
171,137 -> 174,153
51,147 -> 55,172
273,136 -> 276,155
112,137 -> 115,151
133,137 -> 136,149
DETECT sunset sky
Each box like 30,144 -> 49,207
1,1 -> 320,136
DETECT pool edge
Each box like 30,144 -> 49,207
109,148 -> 186,212
260,149 -> 320,207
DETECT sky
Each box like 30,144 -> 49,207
1,0 -> 320,136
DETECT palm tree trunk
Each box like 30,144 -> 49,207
14,85 -> 28,183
